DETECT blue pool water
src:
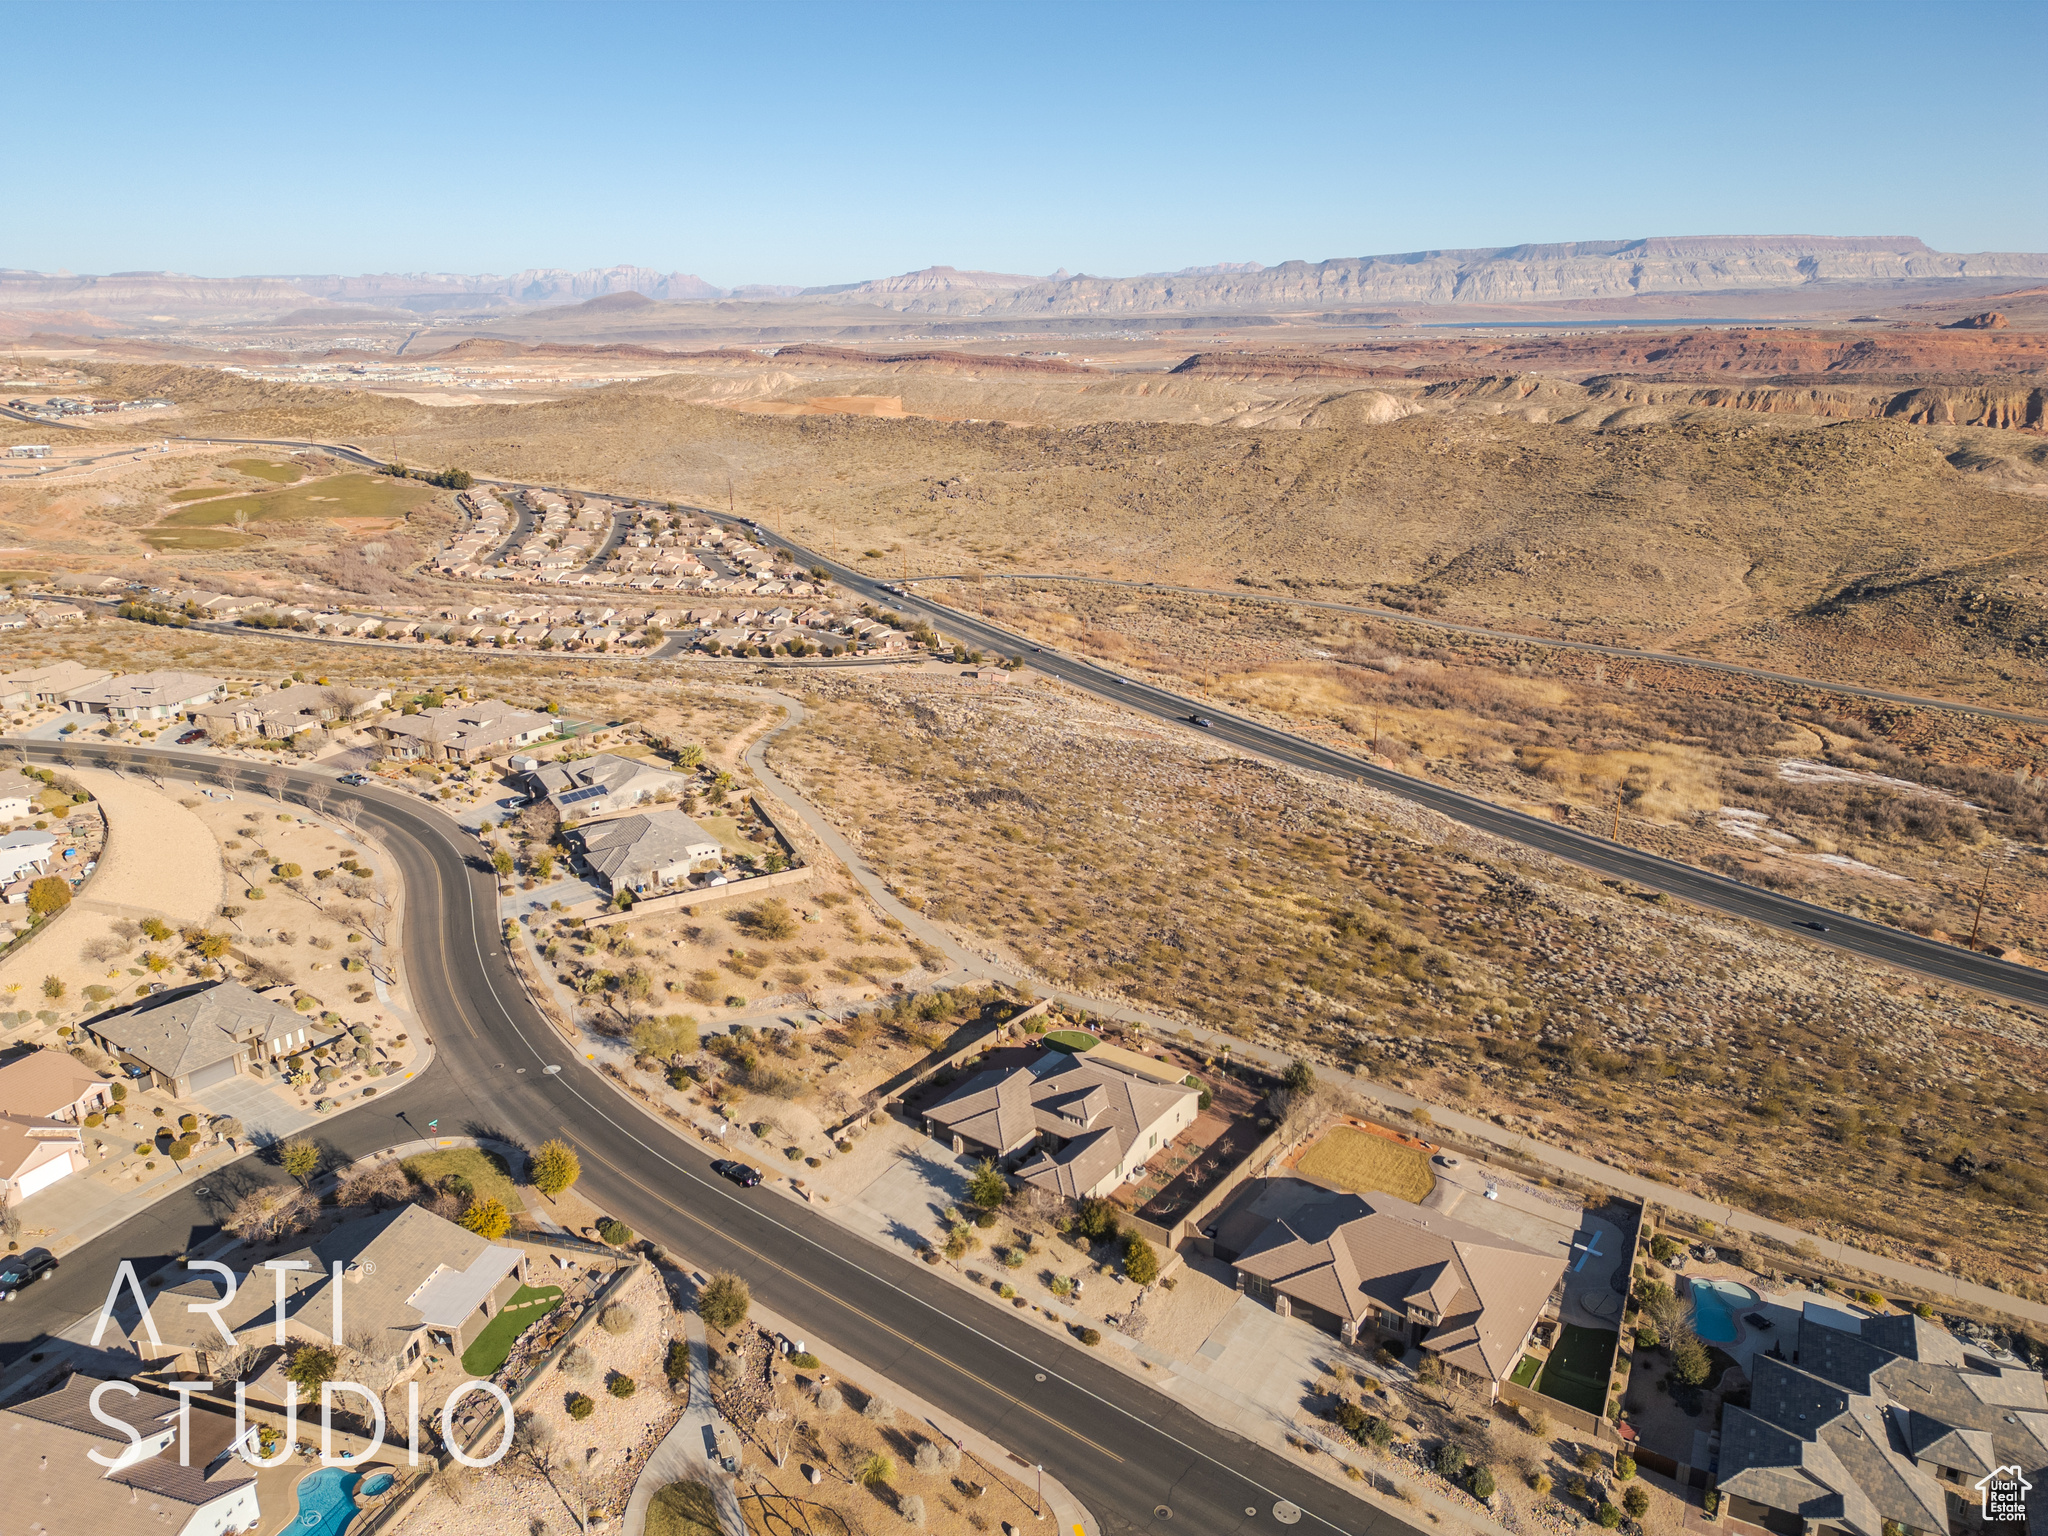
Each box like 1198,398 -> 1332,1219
361,1471 -> 395,1497
1690,1277 -> 1758,1345
293,1467 -> 364,1534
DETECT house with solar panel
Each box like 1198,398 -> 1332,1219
517,752 -> 693,819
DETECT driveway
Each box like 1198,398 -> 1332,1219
194,1070 -> 320,1145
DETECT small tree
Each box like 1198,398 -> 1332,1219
41,974 -> 65,1000
1597,1503 -> 1623,1529
1282,1057 -> 1317,1093
1123,1233 -> 1160,1285
698,1270 -> 750,1331
280,1137 -> 319,1185
1434,1443 -> 1468,1478
966,1158 -> 1009,1210
284,1343 -> 339,1393
597,1216 -> 633,1246
27,878 -> 71,919
529,1138 -> 581,1197
1615,1454 -> 1637,1481
1671,1334 -> 1712,1387
1470,1466 -> 1496,1500
462,1196 -> 511,1239
1624,1485 -> 1651,1519
567,1392 -> 594,1420
1416,1352 -> 1444,1386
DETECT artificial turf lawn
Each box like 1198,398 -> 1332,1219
1044,1029 -> 1099,1051
1294,1125 -> 1435,1204
458,1284 -> 564,1377
1510,1353 -> 1544,1388
1535,1323 -> 1619,1414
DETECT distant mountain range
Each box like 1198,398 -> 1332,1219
4,238 -> 2046,330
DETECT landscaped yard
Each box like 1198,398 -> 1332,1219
1295,1125 -> 1435,1203
1510,1353 -> 1544,1388
401,1147 -> 525,1213
1534,1323 -> 1618,1415
459,1283 -> 564,1377
1044,1029 -> 1099,1052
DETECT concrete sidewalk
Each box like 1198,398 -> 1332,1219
622,1299 -> 745,1536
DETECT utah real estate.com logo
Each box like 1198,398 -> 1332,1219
83,1256 -> 517,1470
1975,1466 -> 2032,1525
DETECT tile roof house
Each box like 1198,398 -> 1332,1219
1719,1311 -> 2048,1536
1218,1185 -> 1563,1396
133,1202 -> 529,1381
520,753 -> 692,819
0,659 -> 113,708
0,1108 -> 86,1205
371,698 -> 555,762
60,670 -> 223,721
0,1374 -> 262,1536
80,980 -> 313,1098
0,1046 -> 114,1122
568,809 -> 724,895
922,1051 -> 1200,1202
190,681 -> 390,740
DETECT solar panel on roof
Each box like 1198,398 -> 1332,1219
561,784 -> 607,804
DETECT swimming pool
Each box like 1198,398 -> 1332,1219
1689,1277 -> 1758,1345
292,1467 -> 364,1535
360,1471 -> 395,1497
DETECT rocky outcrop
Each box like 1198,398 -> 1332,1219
1945,311 -> 2008,329
1883,385 -> 2047,429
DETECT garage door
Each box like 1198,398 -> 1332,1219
188,1057 -> 241,1093
15,1154 -> 77,1200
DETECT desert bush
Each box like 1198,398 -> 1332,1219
560,1345 -> 594,1380
600,1304 -> 637,1335
567,1393 -> 594,1420
864,1394 -> 896,1424
1625,1485 -> 1651,1518
608,1375 -> 637,1399
597,1217 -> 633,1246
1470,1466 -> 1496,1500
817,1387 -> 843,1416
857,1453 -> 893,1487
899,1493 -> 926,1527
698,1271 -> 750,1331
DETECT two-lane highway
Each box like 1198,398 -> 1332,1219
140,435 -> 2048,1009
0,740 -> 1415,1536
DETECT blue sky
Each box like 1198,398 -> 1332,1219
11,0 -> 2044,286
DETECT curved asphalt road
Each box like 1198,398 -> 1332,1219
0,740 -> 1410,1536
159,434 -> 2048,1009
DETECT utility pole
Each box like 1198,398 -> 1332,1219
1964,859 -> 1995,951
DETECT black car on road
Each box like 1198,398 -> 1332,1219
712,1159 -> 762,1188
0,1247 -> 57,1298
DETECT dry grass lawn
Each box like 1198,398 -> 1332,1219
1295,1126 -> 1436,1204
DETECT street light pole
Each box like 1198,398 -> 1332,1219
1036,1463 -> 1044,1520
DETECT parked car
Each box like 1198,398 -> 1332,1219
712,1159 -> 762,1188
176,728 -> 206,745
0,1248 -> 57,1299
339,772 -> 370,786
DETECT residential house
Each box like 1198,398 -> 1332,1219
371,698 -> 556,762
568,809 -> 724,895
1215,1185 -> 1563,1399
0,1374 -> 262,1536
0,1047 -> 115,1122
62,671 -> 223,721
0,1066 -> 90,1204
189,682 -> 390,740
521,753 -> 691,819
132,1202 -> 528,1386
0,828 -> 57,884
923,1051 -> 1201,1202
79,980 -> 313,1098
0,659 -> 113,708
1719,1310 -> 2048,1536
